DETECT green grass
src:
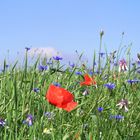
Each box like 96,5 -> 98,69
0,48 -> 140,140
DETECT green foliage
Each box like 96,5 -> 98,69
0,48 -> 140,140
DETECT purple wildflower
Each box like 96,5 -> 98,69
137,60 -> 140,65
104,83 -> 115,89
98,107 -> 103,112
0,65 -> 9,73
119,59 -> 128,72
127,80 -> 133,84
38,65 -> 47,71
127,79 -> 140,84
95,70 -> 102,74
25,47 -> 30,51
93,62 -> 96,66
131,62 -> 136,66
110,115 -> 124,121
46,62 -> 53,65
69,62 -> 75,68
113,62 -> 118,66
116,99 -> 129,112
5,64 -> 9,68
99,52 -> 105,57
89,71 -> 93,76
53,56 -> 63,61
33,88 -> 40,93
0,119 -> 6,127
53,82 -> 61,87
75,71 -> 82,75
23,114 -> 33,126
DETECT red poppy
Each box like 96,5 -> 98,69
46,84 -> 78,112
80,74 -> 97,86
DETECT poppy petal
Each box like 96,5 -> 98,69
84,74 -> 93,81
46,84 -> 78,112
46,85 -> 64,106
80,74 -> 97,86
60,101 -> 78,112
80,81 -> 92,86
60,88 -> 74,104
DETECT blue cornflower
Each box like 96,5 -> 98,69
25,47 -> 30,51
46,58 -> 53,65
0,65 -> 9,72
5,64 -> 9,68
113,62 -> 118,66
53,56 -> 63,61
99,52 -> 105,57
69,62 -> 75,68
131,62 -> 136,66
137,60 -> 140,65
127,80 -> 134,84
89,71 -> 93,76
46,62 -> 53,65
53,82 -> 61,87
75,71 -> 82,75
95,70 -> 102,74
38,65 -> 47,71
0,119 -> 6,127
98,107 -> 103,112
93,62 -> 96,66
33,88 -> 40,93
23,114 -> 33,126
104,83 -> 115,89
127,79 -> 140,84
110,115 -> 124,121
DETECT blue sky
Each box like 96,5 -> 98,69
0,0 -> 140,65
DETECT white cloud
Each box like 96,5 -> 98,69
28,47 -> 60,58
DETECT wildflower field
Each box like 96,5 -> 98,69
1,39 -> 140,139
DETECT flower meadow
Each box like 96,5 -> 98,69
1,41 -> 140,139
